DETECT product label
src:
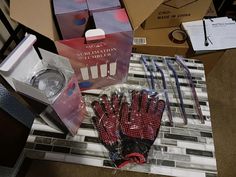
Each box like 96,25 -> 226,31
133,37 -> 147,45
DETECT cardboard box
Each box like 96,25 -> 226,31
10,0 -> 134,89
55,9 -> 133,90
10,0 -> 211,38
52,0 -> 89,39
132,26 -> 223,75
142,0 -> 212,29
9,0 -> 163,40
205,2 -> 217,17
9,0 -> 219,75
0,34 -> 86,136
133,27 -> 189,56
87,0 -> 121,14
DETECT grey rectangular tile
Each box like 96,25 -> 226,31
128,164 -> 151,173
169,102 -> 193,109
52,139 -> 87,149
147,159 -> 157,165
156,159 -> 175,167
194,60 -> 202,64
164,133 -> 198,142
185,108 -> 196,115
80,123 -> 95,129
35,144 -> 52,152
167,146 -> 186,154
103,160 -> 115,167
33,130 -> 66,139
171,128 -> 201,137
201,87 -> 208,92
157,132 -> 163,138
133,74 -> 146,78
186,149 -> 213,157
176,162 -> 217,171
24,149 -> 46,159
198,137 -> 207,143
35,137 -> 52,145
206,173 -> 217,177
84,136 -> 100,143
199,101 -> 207,106
198,80 -> 206,85
152,152 -> 190,162
161,139 -> 177,146
162,122 -> 173,127
25,142 -> 35,149
127,80 -> 140,85
152,145 -> 168,152
187,66 -> 198,70
52,146 -> 70,153
191,76 -> 202,81
201,132 -> 213,138
160,126 -> 171,133
206,138 -> 214,144
71,148 -> 109,158
177,124 -> 212,132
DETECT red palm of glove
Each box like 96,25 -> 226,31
120,91 -> 165,140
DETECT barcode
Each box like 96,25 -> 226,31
133,37 -> 147,45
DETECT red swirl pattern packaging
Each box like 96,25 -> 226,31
55,8 -> 133,90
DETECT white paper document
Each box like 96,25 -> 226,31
182,17 -> 236,52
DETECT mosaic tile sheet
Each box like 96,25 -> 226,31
24,53 -> 217,177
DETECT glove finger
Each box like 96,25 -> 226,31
92,116 -> 107,141
91,100 -> 108,121
155,99 -> 165,119
131,90 -> 140,113
120,102 -> 129,131
140,90 -> 148,113
111,93 -> 120,114
147,95 -> 157,114
100,94 -> 113,118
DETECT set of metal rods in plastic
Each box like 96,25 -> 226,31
140,55 -> 204,125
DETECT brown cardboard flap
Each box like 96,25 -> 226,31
10,0 -> 163,40
134,27 -> 188,48
133,27 -> 189,56
10,0 -> 59,40
123,0 -> 164,30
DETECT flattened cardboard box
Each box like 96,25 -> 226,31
205,2 -> 217,17
133,26 -> 224,75
142,0 -> 212,29
133,27 -> 189,56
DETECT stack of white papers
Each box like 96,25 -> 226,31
182,17 -> 236,52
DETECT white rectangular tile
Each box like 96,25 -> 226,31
177,141 -> 205,151
32,124 -> 62,133
45,152 -> 66,161
65,154 -> 104,167
77,128 -> 98,137
150,165 -> 206,177
27,135 -> 36,142
190,156 -> 217,166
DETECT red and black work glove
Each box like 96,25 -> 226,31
120,90 -> 165,164
91,93 -> 130,168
